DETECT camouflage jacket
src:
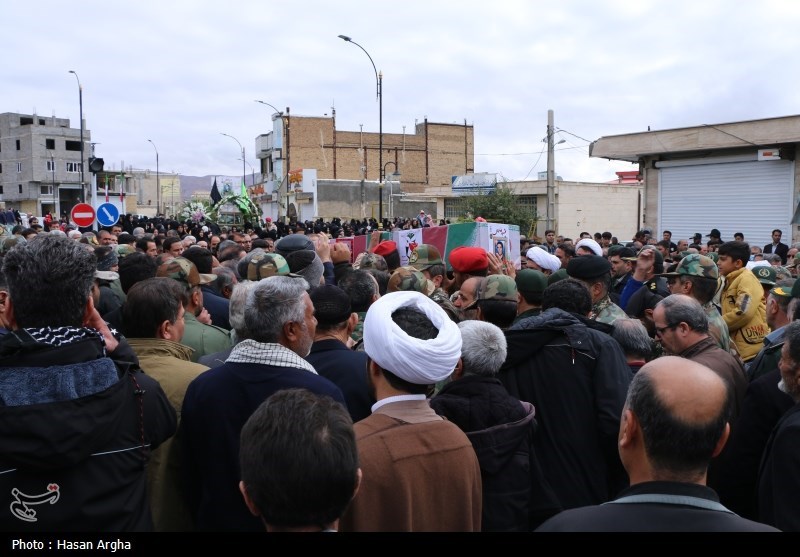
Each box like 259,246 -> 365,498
350,311 -> 367,349
705,302 -> 733,354
591,295 -> 627,325
430,287 -> 461,323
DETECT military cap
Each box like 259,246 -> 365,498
387,266 -> 435,296
449,246 -> 489,273
247,252 -> 293,281
515,269 -> 547,295
116,244 -> 136,258
658,253 -> 719,280
567,254 -> 611,280
477,274 -> 518,302
373,240 -> 398,258
0,235 -> 26,254
309,284 -> 352,326
611,246 -> 636,259
157,256 -> 215,288
625,286 -> 663,319
408,244 -> 443,271
547,268 -> 569,285
707,228 -> 721,238
274,233 -> 315,257
692,233 -> 702,243
622,246 -> 664,267
357,252 -> 388,271
754,265 -> 777,287
772,281 -> 796,299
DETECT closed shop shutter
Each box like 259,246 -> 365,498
658,159 -> 794,248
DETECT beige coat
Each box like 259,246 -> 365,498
128,338 -> 209,531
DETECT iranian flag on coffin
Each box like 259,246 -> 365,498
393,222 -> 520,270
334,231 -> 393,264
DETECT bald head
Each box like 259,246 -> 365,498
624,356 -> 731,482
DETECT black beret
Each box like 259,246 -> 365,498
275,234 -> 315,257
566,254 -> 611,280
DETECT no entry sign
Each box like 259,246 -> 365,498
71,203 -> 96,228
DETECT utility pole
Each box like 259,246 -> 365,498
546,109 -> 555,232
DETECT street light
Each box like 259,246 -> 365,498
221,133 -> 246,190
254,100 -> 282,115
68,70 -> 85,203
383,162 -> 400,219
338,34 -> 383,222
239,157 -> 255,189
147,139 -> 160,215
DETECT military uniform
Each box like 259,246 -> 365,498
705,302 -> 733,353
591,295 -> 627,325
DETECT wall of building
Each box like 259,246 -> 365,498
261,115 -> 474,204
556,182 -> 642,242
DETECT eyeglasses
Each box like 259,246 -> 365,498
655,323 -> 680,335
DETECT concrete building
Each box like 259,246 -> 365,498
0,112 -> 89,218
590,115 -> 800,248
429,172 -> 643,241
253,110 -> 473,222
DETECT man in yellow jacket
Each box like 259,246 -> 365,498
717,241 -> 768,363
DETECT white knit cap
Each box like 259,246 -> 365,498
526,246 -> 561,273
364,291 -> 462,384
575,238 -> 603,256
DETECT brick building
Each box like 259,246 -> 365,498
253,110 -> 473,221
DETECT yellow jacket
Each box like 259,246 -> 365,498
720,267 -> 768,362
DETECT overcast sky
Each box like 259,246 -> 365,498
5,0 -> 799,184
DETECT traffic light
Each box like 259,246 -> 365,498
88,157 -> 104,173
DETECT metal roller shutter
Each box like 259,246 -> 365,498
658,159 -> 794,248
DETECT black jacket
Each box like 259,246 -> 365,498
499,308 -> 632,511
0,329 -> 176,531
430,375 -> 561,530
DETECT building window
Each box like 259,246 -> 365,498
444,198 -> 468,220
66,162 -> 82,173
65,140 -> 81,152
0,163 -> 2,173
47,160 -> 56,172
16,162 -> 22,173
18,184 -> 23,194
46,138 -> 55,149
0,186 -> 3,194
517,195 -> 538,215
16,139 -> 21,150
41,185 -> 53,196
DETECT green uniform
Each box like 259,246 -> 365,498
513,307 -> 542,324
181,311 -> 232,363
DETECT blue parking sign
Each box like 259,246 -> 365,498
96,203 -> 120,227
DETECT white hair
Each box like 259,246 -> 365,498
457,320 -> 507,376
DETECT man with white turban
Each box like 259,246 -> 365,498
338,291 -> 482,532
575,238 -> 603,257
526,246 -> 561,275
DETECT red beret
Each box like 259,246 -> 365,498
373,240 -> 398,257
449,246 -> 488,273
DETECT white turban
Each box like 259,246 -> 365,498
746,260 -> 771,271
364,291 -> 462,384
526,246 -> 561,273
575,238 -> 603,256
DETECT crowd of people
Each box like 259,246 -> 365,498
0,217 -> 798,533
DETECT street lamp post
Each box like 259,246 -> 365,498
68,70 -> 85,203
254,100 -> 284,182
221,133 -> 246,190
383,162 -> 400,220
239,158 -> 255,189
338,34 -> 383,223
147,139 -> 160,215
